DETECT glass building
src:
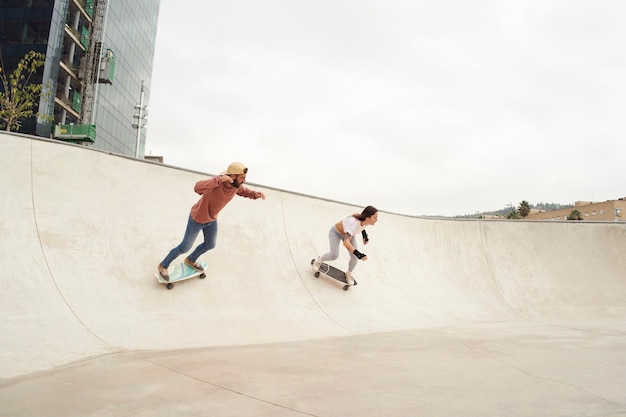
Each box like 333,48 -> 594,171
0,0 -> 160,157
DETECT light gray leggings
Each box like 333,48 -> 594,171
321,226 -> 358,272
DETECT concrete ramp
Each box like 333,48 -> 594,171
1,132 -> 625,416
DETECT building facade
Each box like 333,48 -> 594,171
0,0 -> 160,158
525,199 -> 626,222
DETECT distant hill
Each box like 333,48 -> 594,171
455,202 -> 573,219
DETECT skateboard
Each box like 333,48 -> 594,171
155,260 -> 208,290
310,259 -> 357,291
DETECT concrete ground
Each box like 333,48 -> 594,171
1,132 -> 625,417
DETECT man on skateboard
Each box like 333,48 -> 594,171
157,162 -> 266,281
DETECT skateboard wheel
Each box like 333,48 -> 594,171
199,273 -> 206,279
166,283 -> 174,290
343,285 -> 349,291
310,259 -> 314,265
314,272 -> 320,278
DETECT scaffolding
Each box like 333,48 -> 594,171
79,0 -> 107,125
56,0 -> 109,143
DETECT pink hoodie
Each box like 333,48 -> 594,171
189,176 -> 258,223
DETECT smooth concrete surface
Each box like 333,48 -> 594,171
1,132 -> 625,416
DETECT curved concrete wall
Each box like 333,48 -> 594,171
1,132 -> 625,378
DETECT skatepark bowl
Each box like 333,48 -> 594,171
1,131 -> 625,417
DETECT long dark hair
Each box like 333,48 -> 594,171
354,205 -> 378,221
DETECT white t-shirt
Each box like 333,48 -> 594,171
341,216 -> 363,237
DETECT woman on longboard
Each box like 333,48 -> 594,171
313,206 -> 378,285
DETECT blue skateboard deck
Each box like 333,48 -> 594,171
311,259 -> 357,291
155,260 -> 208,290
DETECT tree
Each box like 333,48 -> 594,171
0,50 -> 46,131
506,209 -> 521,219
518,200 -> 531,218
567,210 -> 583,221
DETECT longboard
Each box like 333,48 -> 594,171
311,259 -> 357,291
155,260 -> 208,290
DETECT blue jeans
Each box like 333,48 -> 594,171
161,215 -> 217,268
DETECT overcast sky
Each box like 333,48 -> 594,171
146,1 -> 625,217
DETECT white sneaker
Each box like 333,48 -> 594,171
312,257 -> 322,272
345,271 -> 355,285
